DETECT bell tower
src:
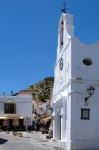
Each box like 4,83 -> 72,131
52,6 -> 75,147
54,7 -> 74,96
57,6 -> 74,61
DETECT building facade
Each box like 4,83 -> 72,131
0,95 -> 32,129
52,11 -> 99,150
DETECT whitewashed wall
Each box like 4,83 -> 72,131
52,11 -> 99,150
0,96 -> 32,124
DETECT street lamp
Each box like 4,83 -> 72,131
85,86 -> 95,104
87,86 -> 95,96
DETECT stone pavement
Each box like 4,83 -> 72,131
0,131 -> 63,150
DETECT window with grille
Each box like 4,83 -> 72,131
4,103 -> 16,114
81,108 -> 90,120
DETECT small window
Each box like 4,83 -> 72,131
81,108 -> 90,120
4,103 -> 16,114
83,58 -> 92,66
59,58 -> 63,70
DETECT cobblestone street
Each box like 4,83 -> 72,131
0,131 -> 63,150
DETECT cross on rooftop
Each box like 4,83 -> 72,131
61,2 -> 69,13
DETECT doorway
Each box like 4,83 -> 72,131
59,114 -> 61,140
9,119 -> 13,130
19,119 -> 24,127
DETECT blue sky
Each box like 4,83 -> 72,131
0,0 -> 99,94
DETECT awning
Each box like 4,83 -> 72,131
0,114 -> 24,119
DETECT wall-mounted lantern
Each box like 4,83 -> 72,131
85,86 -> 95,104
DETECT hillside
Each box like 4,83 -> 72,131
17,77 -> 54,103
29,77 -> 54,102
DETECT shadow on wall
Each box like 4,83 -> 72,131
0,138 -> 8,144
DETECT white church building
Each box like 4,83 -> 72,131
52,9 -> 99,150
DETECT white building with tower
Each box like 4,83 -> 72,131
52,8 -> 99,150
